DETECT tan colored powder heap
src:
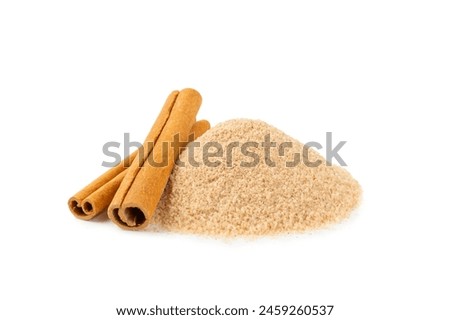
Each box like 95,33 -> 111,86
151,119 -> 361,236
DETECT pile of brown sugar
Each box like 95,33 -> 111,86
151,119 -> 361,236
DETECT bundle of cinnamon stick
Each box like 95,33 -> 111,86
68,89 -> 209,230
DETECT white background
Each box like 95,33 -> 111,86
1,1 -> 449,319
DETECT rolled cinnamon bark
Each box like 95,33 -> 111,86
108,88 -> 202,230
69,91 -> 178,220
79,120 -> 209,219
68,89 -> 207,221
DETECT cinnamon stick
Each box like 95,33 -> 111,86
68,89 -> 207,221
108,88 -> 202,230
78,120 -> 209,220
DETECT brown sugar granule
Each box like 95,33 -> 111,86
151,119 -> 361,236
